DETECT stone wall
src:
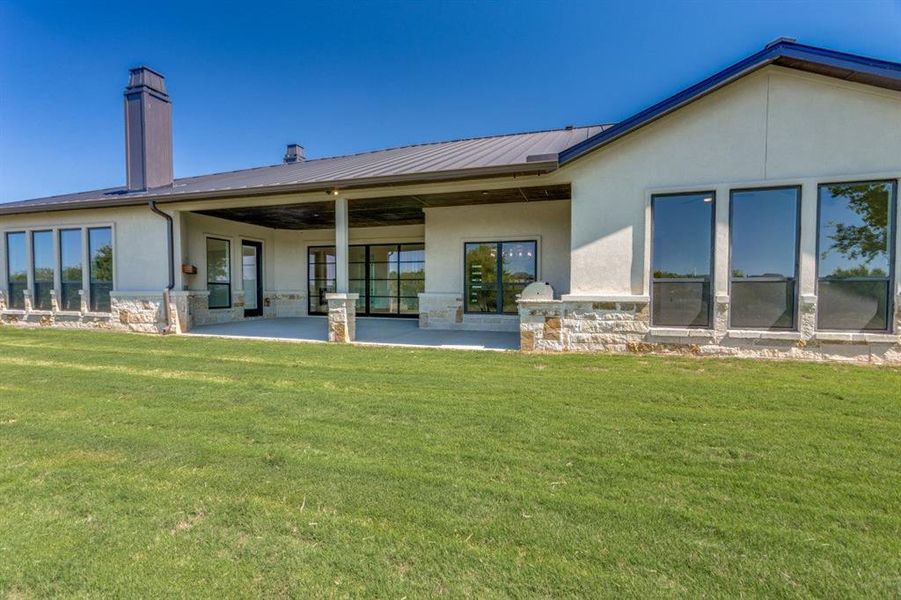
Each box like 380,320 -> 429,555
0,290 -> 171,334
418,292 -> 519,332
171,289 -> 307,331
519,295 -> 901,364
263,290 -> 306,319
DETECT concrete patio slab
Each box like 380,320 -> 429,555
185,317 -> 520,351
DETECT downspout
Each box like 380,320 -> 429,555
149,201 -> 175,334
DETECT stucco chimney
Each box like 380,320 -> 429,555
124,67 -> 173,190
284,143 -> 305,163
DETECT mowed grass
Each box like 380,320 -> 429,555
0,329 -> 898,598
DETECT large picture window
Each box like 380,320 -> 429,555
206,237 -> 231,309
308,243 -> 425,316
5,232 -> 27,310
730,187 -> 800,329
88,227 -> 113,313
817,181 -> 896,331
464,240 -> 537,314
651,192 -> 714,327
59,229 -> 83,311
31,230 -> 54,310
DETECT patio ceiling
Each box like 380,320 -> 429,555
195,184 -> 571,229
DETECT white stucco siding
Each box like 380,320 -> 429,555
179,212 -> 423,296
180,212 -> 279,292
565,66 -> 901,296
0,205 -> 168,292
423,200 -> 571,296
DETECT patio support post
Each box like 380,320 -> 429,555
335,196 -> 349,293
326,196 -> 357,342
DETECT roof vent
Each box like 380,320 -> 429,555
284,144 -> 305,163
564,124 -> 574,130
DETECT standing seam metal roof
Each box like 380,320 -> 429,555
0,125 -> 609,214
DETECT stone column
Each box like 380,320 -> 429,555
326,293 -> 358,343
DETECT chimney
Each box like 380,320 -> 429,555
124,67 -> 173,190
284,143 -> 305,163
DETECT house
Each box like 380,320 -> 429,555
1,39 -> 899,363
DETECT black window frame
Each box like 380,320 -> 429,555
31,229 -> 55,311
815,179 -> 897,333
728,185 -> 802,331
5,231 -> 27,311
307,243 -> 424,318
649,191 -> 716,329
206,236 -> 232,310
463,240 -> 538,315
58,228 -> 84,312
87,226 -> 114,313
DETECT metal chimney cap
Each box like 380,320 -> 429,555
284,143 -> 305,163
126,66 -> 168,97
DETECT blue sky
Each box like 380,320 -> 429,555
1,0 -> 900,203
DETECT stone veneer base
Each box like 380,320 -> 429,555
1,289 -> 308,335
519,297 -> 901,365
418,292 -> 519,332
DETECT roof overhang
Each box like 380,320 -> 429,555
558,40 -> 901,165
0,159 -> 559,216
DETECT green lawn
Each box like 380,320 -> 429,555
0,329 -> 898,598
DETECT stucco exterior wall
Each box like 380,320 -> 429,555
0,204 -> 169,292
417,199 -> 570,332
423,199 -> 571,295
564,66 -> 901,297
174,211 -> 423,327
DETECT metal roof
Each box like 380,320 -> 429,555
559,39 -> 901,164
0,125 -> 608,215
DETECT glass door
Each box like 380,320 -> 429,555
308,243 -> 424,317
242,240 -> 263,317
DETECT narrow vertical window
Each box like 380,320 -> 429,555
730,187 -> 800,329
651,192 -> 715,327
206,237 -> 231,309
5,232 -> 27,310
59,229 -> 83,311
817,181 -> 895,331
398,244 -> 425,315
368,244 -> 398,315
88,227 -> 113,312
465,241 -> 537,314
308,246 -> 336,314
31,230 -> 54,310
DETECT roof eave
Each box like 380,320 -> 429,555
558,41 -> 901,165
0,160 -> 559,216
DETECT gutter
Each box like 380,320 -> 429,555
148,201 -> 175,334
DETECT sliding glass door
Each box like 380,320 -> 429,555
308,243 -> 424,316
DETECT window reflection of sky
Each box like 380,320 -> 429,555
731,188 -> 798,278
652,193 -> 712,278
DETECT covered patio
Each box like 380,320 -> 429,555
185,316 -> 520,351
170,180 -> 572,344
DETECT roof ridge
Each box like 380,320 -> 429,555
173,123 -> 611,182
